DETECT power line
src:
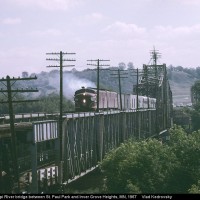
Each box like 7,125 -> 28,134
149,46 -> 162,65
0,75 -> 38,192
46,51 -> 76,187
110,68 -> 128,110
87,59 -> 110,112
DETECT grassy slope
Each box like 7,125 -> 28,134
169,71 -> 197,105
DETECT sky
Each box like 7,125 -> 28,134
1,0 -> 200,77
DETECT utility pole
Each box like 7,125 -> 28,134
130,68 -> 144,109
110,69 -> 128,110
150,46 -> 161,66
130,68 -> 144,139
149,47 -> 162,96
143,64 -> 150,108
46,51 -> 75,187
87,59 -> 110,112
150,47 -> 162,133
136,69 -> 139,110
0,75 -> 38,193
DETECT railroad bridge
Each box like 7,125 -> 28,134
0,63 -> 173,193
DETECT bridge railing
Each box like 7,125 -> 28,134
0,112 -> 60,124
61,109 -> 157,185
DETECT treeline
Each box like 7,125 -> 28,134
0,93 -> 74,115
100,125 -> 200,194
167,65 -> 200,80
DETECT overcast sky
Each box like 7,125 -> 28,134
1,0 -> 200,77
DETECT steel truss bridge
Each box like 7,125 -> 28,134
0,64 -> 173,193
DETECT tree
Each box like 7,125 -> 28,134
0,93 -> 74,114
22,71 -> 28,78
196,67 -> 200,78
100,138 -> 178,193
127,62 -> 134,70
118,62 -> 126,70
168,64 -> 174,71
191,80 -> 200,105
191,107 -> 200,131
166,126 -> 200,193
189,180 -> 200,194
100,125 -> 200,194
176,66 -> 183,72
71,68 -> 77,73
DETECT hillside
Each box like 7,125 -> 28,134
168,70 -> 197,105
3,66 -> 198,107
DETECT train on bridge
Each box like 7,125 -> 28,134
74,87 -> 156,112
0,63 -> 173,194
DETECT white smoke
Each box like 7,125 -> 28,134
48,73 -> 96,100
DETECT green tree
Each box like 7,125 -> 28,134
27,93 -> 74,113
118,62 -> 126,70
191,109 -> 200,131
189,180 -> 200,194
127,62 -> 134,70
100,126 -> 200,194
100,139 -> 178,193
191,80 -> 200,105
0,93 -> 74,114
168,126 -> 200,193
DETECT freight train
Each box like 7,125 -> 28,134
74,87 -> 156,112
